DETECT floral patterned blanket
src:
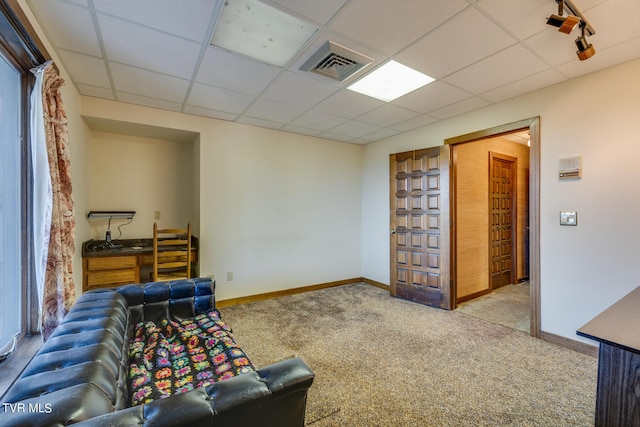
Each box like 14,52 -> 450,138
128,309 -> 255,406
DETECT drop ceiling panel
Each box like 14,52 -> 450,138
328,0 -> 469,56
187,83 -> 255,114
268,0 -> 348,25
313,90 -> 384,119
356,104 -> 419,128
29,0 -> 101,56
98,14 -> 201,79
481,68 -> 567,103
395,7 -> 516,78
92,0 -> 216,42
196,47 -> 281,95
261,71 -> 340,108
444,44 -> 550,94
392,81 -> 472,114
243,98 -> 303,123
25,0 -> 640,145
58,50 -> 110,88
110,63 -> 190,103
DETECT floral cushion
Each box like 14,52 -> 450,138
128,309 -> 255,406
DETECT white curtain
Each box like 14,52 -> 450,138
30,60 -> 53,334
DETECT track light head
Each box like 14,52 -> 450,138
575,35 -> 595,60
546,13 -> 581,34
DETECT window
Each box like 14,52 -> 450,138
0,44 -> 22,359
0,0 -> 49,385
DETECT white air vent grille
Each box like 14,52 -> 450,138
300,41 -> 373,82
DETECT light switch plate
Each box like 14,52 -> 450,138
560,211 -> 577,226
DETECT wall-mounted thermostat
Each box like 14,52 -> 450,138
559,156 -> 582,180
560,211 -> 577,226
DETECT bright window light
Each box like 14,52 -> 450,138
347,60 -> 435,102
211,0 -> 317,67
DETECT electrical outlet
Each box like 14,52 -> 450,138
227,272 -> 233,281
154,210 -> 161,220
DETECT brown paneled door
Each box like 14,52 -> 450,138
489,152 -> 517,289
390,146 -> 451,310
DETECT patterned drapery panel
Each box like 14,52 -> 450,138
40,63 -> 76,341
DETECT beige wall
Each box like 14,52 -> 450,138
454,137 -> 529,300
86,131 -> 196,240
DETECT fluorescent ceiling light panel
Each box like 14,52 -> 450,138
347,60 -> 435,102
211,0 -> 317,67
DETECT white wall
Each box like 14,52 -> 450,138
81,98 -> 364,301
362,58 -> 640,344
86,131 -> 195,240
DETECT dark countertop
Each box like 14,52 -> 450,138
577,285 -> 640,354
82,237 -> 198,257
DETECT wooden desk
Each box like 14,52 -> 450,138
577,285 -> 640,427
82,238 -> 198,292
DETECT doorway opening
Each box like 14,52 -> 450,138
446,118 -> 540,337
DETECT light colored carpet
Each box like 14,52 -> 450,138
219,283 -> 597,426
456,282 -> 530,333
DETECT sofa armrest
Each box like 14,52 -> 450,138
74,358 -> 314,427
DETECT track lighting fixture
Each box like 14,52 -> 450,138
546,0 -> 580,34
575,23 -> 596,61
546,0 -> 596,61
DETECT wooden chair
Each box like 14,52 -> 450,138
152,222 -> 191,282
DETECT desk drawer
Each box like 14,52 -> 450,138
87,255 -> 137,271
87,269 -> 137,288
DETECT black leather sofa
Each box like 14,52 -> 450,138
1,278 -> 314,426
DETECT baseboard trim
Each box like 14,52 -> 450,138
540,331 -> 598,357
362,277 -> 389,291
216,277 -> 365,308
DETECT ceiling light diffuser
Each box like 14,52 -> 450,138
211,0 -> 317,67
347,61 -> 435,102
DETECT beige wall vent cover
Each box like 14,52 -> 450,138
299,41 -> 373,82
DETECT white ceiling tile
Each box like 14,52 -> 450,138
261,71 -> 340,108
110,63 -> 190,103
391,114 -> 439,132
196,48 -> 281,95
244,99 -> 303,123
235,116 -> 283,130
360,127 -> 404,142
429,96 -> 490,120
585,0 -> 640,50
280,124 -> 322,137
392,81 -> 472,114
92,0 -> 217,42
481,69 -> 567,103
525,28 -> 577,66
328,0 -> 469,55
290,110 -> 347,131
58,50 -> 110,88
268,0 -> 348,25
356,104 -> 419,127
317,132 -> 354,143
188,83 -> 254,114
77,84 -> 114,100
183,105 -> 238,121
444,45 -> 550,94
476,0 -> 551,40
116,92 -> 183,112
28,0 -> 101,56
556,36 -> 640,79
328,120 -> 382,139
98,14 -> 201,79
313,89 -> 384,119
396,7 -> 516,78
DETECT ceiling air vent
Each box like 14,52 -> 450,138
300,41 -> 373,82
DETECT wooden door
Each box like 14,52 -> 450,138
489,152 -> 517,289
390,146 -> 451,310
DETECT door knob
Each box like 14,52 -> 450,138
390,229 -> 396,234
